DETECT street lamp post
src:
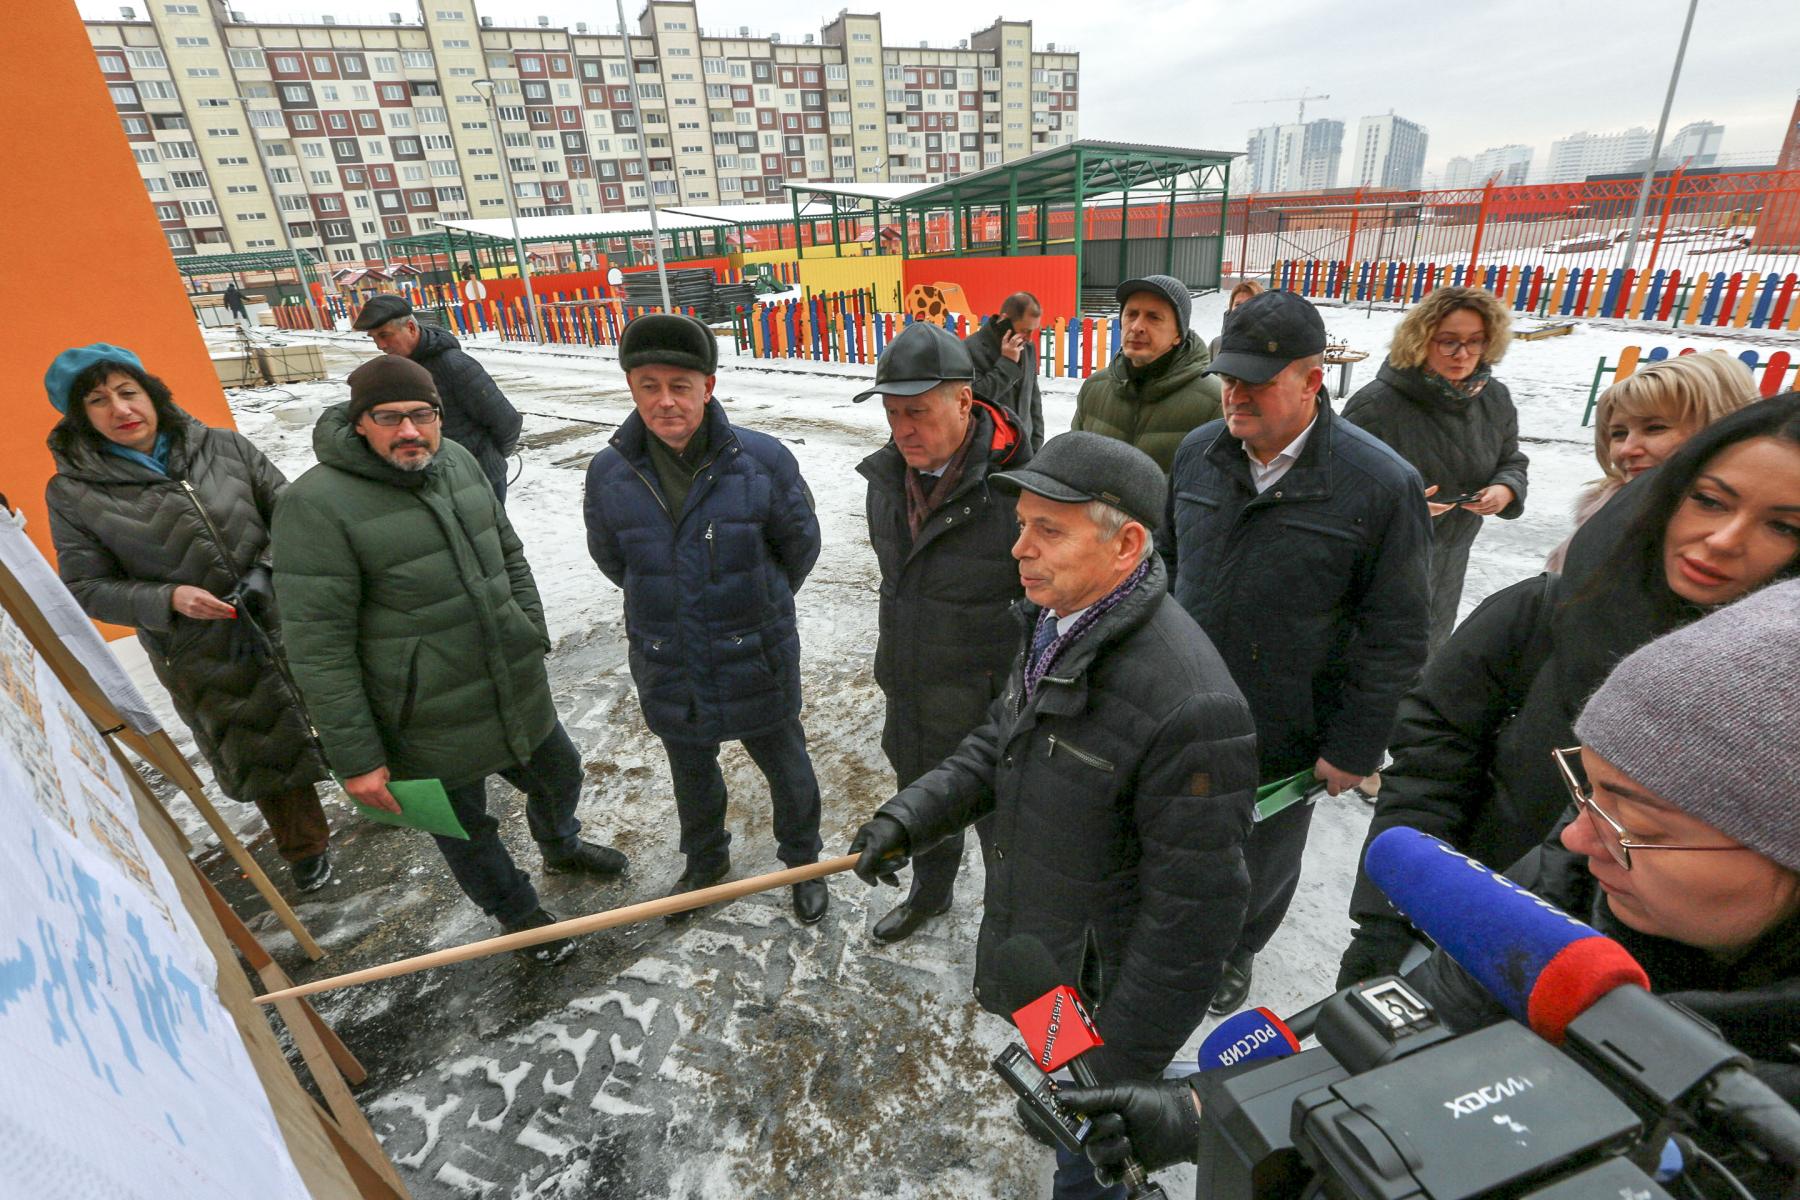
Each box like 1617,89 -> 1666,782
473,78 -> 545,342
614,1 -> 673,311
234,94 -> 321,330
1621,0 -> 1701,273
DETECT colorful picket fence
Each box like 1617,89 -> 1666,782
1581,345 -> 1800,425
1271,259 -> 1800,333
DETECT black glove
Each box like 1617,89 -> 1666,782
847,815 -> 909,887
1057,1078 -> 1204,1186
230,563 -> 277,624
1335,917 -> 1418,990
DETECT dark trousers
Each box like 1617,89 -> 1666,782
1235,795 -> 1318,956
253,784 -> 331,863
661,714 -> 823,870
1427,511 -> 1482,656
434,721 -> 584,926
899,805 -> 991,912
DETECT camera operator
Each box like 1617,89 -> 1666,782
1059,578 -> 1800,1199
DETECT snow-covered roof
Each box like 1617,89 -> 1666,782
435,211 -> 734,243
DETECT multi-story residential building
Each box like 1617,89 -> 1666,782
1244,118 -> 1343,193
1442,144 -> 1533,189
85,0 -> 1078,264
1544,126 -> 1654,183
1659,120 -> 1725,169
1352,112 -> 1427,190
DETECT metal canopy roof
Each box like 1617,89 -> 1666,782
433,210 -> 734,246
891,140 -> 1235,211
172,249 -> 320,275
783,181 -> 934,204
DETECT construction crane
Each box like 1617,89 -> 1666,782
1235,90 -> 1332,125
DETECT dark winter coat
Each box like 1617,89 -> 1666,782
1410,819 -> 1800,1199
878,557 -> 1259,1081
965,316 -> 1045,453
859,405 -> 1024,783
1160,402 -> 1432,781
408,324 -> 523,496
583,400 -> 821,745
1342,361 -> 1530,533
1071,332 -> 1222,473
1346,480 -> 1710,934
45,415 -> 324,803
272,404 -> 556,787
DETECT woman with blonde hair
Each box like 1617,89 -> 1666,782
1344,286 -> 1529,652
1545,350 -> 1759,571
1208,278 -> 1266,359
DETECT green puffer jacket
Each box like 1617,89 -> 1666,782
272,404 -> 556,788
1071,331 -> 1222,473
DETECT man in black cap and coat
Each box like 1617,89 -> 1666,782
852,321 -> 1029,943
354,294 -> 523,501
583,313 -> 829,924
849,431 -> 1257,1200
1160,289 -> 1431,1015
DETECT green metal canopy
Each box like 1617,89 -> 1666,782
172,249 -> 321,277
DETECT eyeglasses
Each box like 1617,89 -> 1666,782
1551,746 -> 1743,871
1431,336 -> 1488,358
366,406 -> 440,427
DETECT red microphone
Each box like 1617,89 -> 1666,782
1012,981 -> 1105,1075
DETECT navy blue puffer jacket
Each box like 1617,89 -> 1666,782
583,400 -> 820,744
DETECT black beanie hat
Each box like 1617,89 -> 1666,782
346,355 -> 441,425
620,312 -> 718,375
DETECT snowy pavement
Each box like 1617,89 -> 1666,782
154,301 -> 1795,1198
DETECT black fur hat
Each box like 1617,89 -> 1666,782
619,312 -> 719,374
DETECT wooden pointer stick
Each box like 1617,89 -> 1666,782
254,853 -> 862,1005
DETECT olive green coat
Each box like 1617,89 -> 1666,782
1071,332 -> 1222,473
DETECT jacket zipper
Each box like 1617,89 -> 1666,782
1046,734 -> 1114,772
396,642 -> 422,728
180,479 -> 235,577
705,519 -> 717,581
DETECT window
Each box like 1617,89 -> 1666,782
435,185 -> 465,201
108,86 -> 138,106
121,115 -> 150,134
233,210 -> 268,221
290,113 -> 320,131
364,139 -> 386,156
318,195 -> 344,212
138,80 -> 178,100
342,54 -> 364,74
416,106 -> 447,124
497,105 -> 526,122
444,39 -> 470,49
97,52 -> 128,73
281,85 -> 310,102
161,140 -> 199,160
279,194 -> 310,212
132,147 -> 161,164
402,52 -> 434,69
326,112 -> 349,130
379,83 -> 406,101
217,156 -> 250,166
423,134 -> 453,149
174,35 -> 209,47
430,159 -> 460,176
393,137 -> 421,155
301,142 -> 326,158
402,165 -> 425,181
180,199 -> 217,216
143,177 -> 169,192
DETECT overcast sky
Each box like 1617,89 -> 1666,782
86,0 -> 1800,171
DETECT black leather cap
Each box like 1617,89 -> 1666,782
852,320 -> 974,402
352,293 -> 414,330
991,431 -> 1166,531
1205,289 -> 1327,383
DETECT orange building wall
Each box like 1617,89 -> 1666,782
1,1 -> 240,621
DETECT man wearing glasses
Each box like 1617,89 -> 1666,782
274,355 -> 627,965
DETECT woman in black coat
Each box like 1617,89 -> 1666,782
1343,286 -> 1529,653
1339,394 -> 1800,984
43,344 -> 333,891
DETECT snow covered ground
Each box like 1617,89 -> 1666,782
149,301 -> 1794,1198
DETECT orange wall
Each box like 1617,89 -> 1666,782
902,255 -> 1078,322
1,2 -> 239,605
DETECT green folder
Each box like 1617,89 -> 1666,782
342,777 -> 470,840
1254,768 -> 1324,823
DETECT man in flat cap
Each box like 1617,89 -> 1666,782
851,321 -> 1029,944
584,313 -> 828,925
1161,289 -> 1430,1015
849,431 -> 1257,1199
354,294 -> 522,502
274,355 -> 628,966
1072,274 -> 1222,473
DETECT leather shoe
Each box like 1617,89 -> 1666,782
501,907 -> 577,965
665,857 -> 730,923
1209,948 -> 1254,1014
791,878 -> 829,925
870,897 -> 950,944
543,840 -> 629,877
291,850 -> 332,894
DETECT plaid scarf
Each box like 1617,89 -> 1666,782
1023,556 -> 1153,701
903,417 -> 980,539
1421,363 -> 1491,403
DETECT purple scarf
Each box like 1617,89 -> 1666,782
1023,557 -> 1153,701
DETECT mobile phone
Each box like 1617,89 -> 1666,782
993,314 -> 1014,339
1438,491 -> 1483,506
992,1044 -> 1093,1154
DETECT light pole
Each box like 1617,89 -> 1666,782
614,1 -> 673,311
1621,0 -> 1700,272
473,78 -> 545,342
234,93 -> 321,329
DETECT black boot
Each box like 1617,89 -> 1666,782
501,907 -> 576,965
665,857 -> 730,923
291,850 -> 332,894
1209,947 -> 1255,1014
791,878 -> 829,925
870,895 -> 951,944
543,840 -> 629,877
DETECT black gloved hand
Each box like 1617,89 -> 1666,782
1335,917 -> 1418,990
1057,1078 -> 1204,1186
231,563 -> 277,623
847,815 -> 909,887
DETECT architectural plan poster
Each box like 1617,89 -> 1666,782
0,610 -> 308,1198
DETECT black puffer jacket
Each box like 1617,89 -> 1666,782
859,404 -> 1024,783
965,316 -> 1044,453
45,415 -> 324,803
1410,821 -> 1800,1199
409,325 -> 522,496
1344,482 -> 1713,961
878,557 -> 1258,1081
1342,362 -> 1529,522
1160,402 -> 1432,780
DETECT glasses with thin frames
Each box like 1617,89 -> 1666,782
366,406 -> 440,427
1431,336 -> 1488,358
1551,746 -> 1743,871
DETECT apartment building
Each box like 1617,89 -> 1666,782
1244,119 -> 1344,193
85,0 -> 1079,264
1351,112 -> 1428,190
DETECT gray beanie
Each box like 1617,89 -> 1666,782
1573,579 -> 1800,871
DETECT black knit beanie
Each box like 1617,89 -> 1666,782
346,355 -> 441,425
620,313 -> 718,375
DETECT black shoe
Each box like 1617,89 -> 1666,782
543,839 -> 629,877
665,858 -> 730,923
292,850 -> 332,894
501,907 -> 577,965
871,896 -> 950,944
1209,948 -> 1255,1015
791,878 -> 829,925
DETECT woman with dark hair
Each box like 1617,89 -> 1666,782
1337,392 -> 1800,984
42,343 -> 333,892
